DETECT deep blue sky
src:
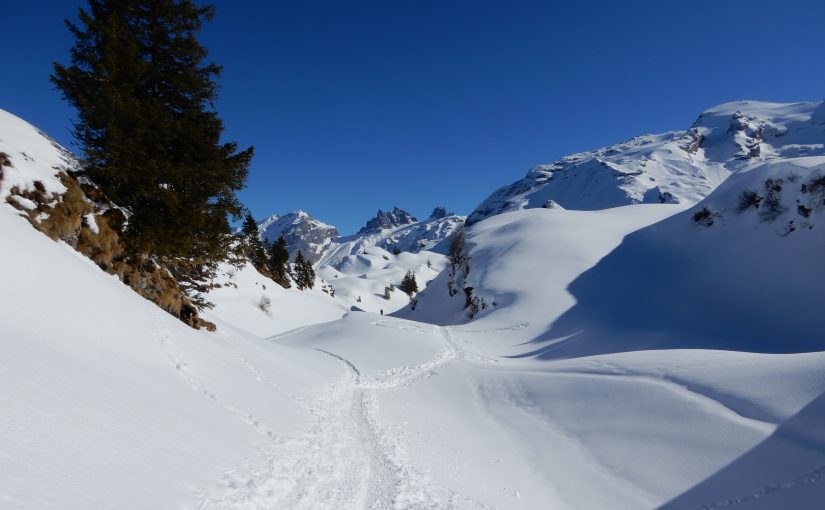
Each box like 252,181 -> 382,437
2,1 -> 824,234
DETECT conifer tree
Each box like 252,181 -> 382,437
240,211 -> 266,268
293,250 -> 315,290
399,270 -> 418,297
267,235 -> 290,288
302,256 -> 316,290
294,250 -> 307,290
52,0 -> 252,267
240,211 -> 259,239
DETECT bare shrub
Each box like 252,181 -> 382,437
258,295 -> 271,314
737,190 -> 762,212
692,207 -> 715,227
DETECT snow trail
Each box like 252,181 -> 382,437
199,324 -> 489,509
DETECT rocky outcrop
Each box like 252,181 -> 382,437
4,168 -> 215,330
358,207 -> 417,234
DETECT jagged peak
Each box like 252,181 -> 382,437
429,206 -> 453,219
358,206 -> 418,234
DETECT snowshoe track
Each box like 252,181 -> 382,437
199,324 -> 489,509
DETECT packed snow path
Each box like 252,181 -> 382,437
198,323 -> 490,510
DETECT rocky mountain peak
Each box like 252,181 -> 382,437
428,206 -> 452,219
358,207 -> 417,234
258,210 -> 338,263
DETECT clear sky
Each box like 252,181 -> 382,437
2,1 -> 824,234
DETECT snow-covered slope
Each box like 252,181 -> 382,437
527,155 -> 825,359
0,108 -> 74,203
203,259 -> 347,338
317,246 -> 445,315
6,194 -> 825,508
0,208 -> 343,509
258,209 -> 339,262
467,100 -> 825,225
5,102 -> 825,510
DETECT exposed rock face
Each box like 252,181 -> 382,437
258,210 -> 339,263
358,207 -> 417,234
0,108 -> 214,330
5,170 -> 214,330
429,206 -> 451,219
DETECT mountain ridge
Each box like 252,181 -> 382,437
467,99 -> 825,225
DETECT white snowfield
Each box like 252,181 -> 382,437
2,103 -> 825,509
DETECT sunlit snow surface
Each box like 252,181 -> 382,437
3,103 -> 825,509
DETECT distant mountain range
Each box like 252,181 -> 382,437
257,206 -> 465,265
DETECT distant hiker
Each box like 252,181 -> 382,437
380,309 -> 384,315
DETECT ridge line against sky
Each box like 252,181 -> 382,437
2,0 -> 824,234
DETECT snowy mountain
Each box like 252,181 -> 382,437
257,205 -> 465,268
5,100 -> 825,510
467,100 -> 825,225
315,207 -> 465,268
252,206 -> 465,314
258,210 -> 338,262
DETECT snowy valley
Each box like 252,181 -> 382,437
2,98 -> 825,510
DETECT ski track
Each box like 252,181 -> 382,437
198,322 -> 490,509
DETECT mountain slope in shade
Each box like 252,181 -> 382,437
467,100 -> 825,225
526,155 -> 825,359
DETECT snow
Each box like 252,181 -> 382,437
3,101 -> 825,509
522,156 -> 825,358
317,247 -> 446,314
467,100 -> 825,225
314,212 -> 465,268
0,210 -> 336,508
203,260 -> 347,338
0,108 -> 73,202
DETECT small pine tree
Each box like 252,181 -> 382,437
293,250 -> 307,290
240,211 -> 267,268
267,235 -> 290,288
399,270 -> 419,297
293,250 -> 315,290
301,253 -> 316,290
